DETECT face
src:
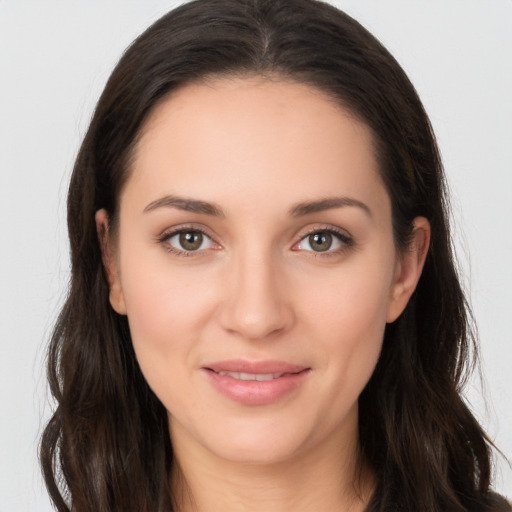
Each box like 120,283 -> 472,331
98,77 -> 427,466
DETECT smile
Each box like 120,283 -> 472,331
214,371 -> 287,381
203,360 -> 310,405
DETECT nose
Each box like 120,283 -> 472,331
219,248 -> 295,340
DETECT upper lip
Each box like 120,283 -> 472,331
203,359 -> 309,375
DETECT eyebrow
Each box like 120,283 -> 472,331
143,195 -> 225,217
143,194 -> 371,218
289,197 -> 372,218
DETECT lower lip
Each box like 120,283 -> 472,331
203,369 -> 310,406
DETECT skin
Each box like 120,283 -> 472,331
97,77 -> 430,512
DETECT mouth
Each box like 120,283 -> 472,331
210,370 -> 296,381
202,360 -> 311,405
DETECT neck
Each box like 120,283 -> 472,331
169,411 -> 374,512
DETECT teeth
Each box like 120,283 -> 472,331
217,371 -> 284,381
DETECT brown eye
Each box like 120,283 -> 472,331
308,232 -> 332,252
296,229 -> 350,254
163,229 -> 214,254
179,231 -> 204,251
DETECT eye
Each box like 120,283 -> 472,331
295,229 -> 351,253
162,229 -> 215,253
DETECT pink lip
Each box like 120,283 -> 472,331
205,359 -> 307,374
202,359 -> 311,406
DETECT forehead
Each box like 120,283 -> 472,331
125,76 -> 389,217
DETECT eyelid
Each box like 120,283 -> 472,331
292,224 -> 354,254
157,224 -> 221,255
156,222 -> 353,257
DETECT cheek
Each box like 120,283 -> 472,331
118,252 -> 220,399
305,252 -> 393,336
300,255 -> 394,398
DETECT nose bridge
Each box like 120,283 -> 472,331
220,243 -> 293,340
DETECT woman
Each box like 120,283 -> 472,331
40,1 -> 510,511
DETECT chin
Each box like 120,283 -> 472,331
208,433 -> 306,466
172,411 -> 316,466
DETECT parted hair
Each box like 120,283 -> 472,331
40,1 -> 509,511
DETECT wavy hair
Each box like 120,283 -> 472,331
40,1 -> 508,511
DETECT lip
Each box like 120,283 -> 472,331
202,359 -> 311,406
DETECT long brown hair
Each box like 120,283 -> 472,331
40,1 -> 508,511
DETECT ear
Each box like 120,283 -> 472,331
95,209 -> 127,315
386,217 -> 430,323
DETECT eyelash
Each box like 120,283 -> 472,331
294,226 -> 354,258
158,225 -> 217,257
157,225 -> 354,257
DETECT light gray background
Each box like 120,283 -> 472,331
0,1 -> 511,510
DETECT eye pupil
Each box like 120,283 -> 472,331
309,232 -> 332,252
179,231 -> 203,251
